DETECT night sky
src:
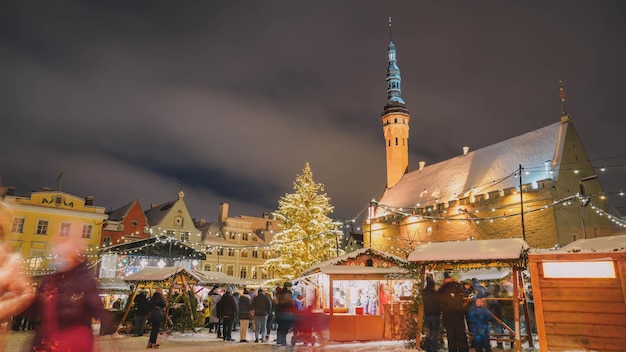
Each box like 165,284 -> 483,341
2,1 -> 625,223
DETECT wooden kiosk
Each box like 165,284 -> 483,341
297,248 -> 413,341
121,266 -> 204,332
407,238 -> 533,352
528,234 -> 626,351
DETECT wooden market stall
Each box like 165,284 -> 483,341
407,238 -> 533,352
528,234 -> 626,351
296,248 -> 414,342
120,266 -> 204,333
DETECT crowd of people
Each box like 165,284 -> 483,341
201,281 -> 311,346
421,272 -> 535,352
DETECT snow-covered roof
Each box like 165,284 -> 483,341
544,234 -> 626,254
318,266 -> 408,276
123,266 -> 202,283
378,121 -> 565,212
299,248 -> 408,277
193,270 -> 247,286
458,268 -> 511,281
407,238 -> 529,263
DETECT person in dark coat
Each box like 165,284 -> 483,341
251,287 -> 272,343
132,290 -> 150,336
275,281 -> 295,346
237,289 -> 252,342
147,287 -> 167,349
216,286 -> 238,341
438,273 -> 469,352
27,240 -> 113,352
421,276 -> 442,352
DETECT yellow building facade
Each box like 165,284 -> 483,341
3,189 -> 108,274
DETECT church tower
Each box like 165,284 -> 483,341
381,20 -> 410,189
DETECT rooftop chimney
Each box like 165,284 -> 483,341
419,161 -> 426,170
219,202 -> 229,222
463,146 -> 469,155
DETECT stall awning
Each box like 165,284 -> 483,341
123,266 -> 203,283
458,268 -> 511,281
408,238 -> 529,264
193,270 -> 247,286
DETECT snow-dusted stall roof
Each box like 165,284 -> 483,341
408,238 -> 529,264
124,266 -> 203,283
458,268 -> 511,281
318,266 -> 408,275
299,247 -> 408,277
194,270 -> 247,286
539,234 -> 626,254
378,121 -> 565,213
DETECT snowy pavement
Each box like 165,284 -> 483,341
5,330 -> 415,352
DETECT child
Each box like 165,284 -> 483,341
467,295 -> 494,352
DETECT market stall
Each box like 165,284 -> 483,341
407,238 -> 533,352
296,248 -> 413,341
528,234 -> 626,351
120,266 -> 204,333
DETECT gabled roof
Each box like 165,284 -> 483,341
107,200 -> 135,221
300,247 -> 407,277
124,266 -> 203,283
407,238 -> 529,264
144,200 -> 176,226
378,120 -> 567,211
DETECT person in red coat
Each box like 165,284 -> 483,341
27,240 -> 113,352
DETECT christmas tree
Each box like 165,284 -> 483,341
264,162 -> 344,283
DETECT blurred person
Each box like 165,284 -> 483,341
147,287 -> 166,349
27,239 -> 113,352
251,287 -> 271,343
0,203 -> 36,350
438,272 -> 469,352
421,276 -> 441,352
237,289 -> 252,342
467,295 -> 494,352
132,290 -> 150,337
208,285 -> 221,336
275,281 -> 295,346
216,286 -> 237,341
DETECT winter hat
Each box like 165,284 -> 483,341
258,288 -> 264,294
226,286 -> 233,293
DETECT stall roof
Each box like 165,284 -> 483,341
319,266 -> 408,276
408,238 -> 529,264
123,266 -> 203,283
300,247 -> 407,277
540,234 -> 626,254
98,236 -> 206,260
98,278 -> 132,292
193,270 -> 247,286
458,268 -> 511,281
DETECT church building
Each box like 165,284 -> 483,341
365,38 -> 612,255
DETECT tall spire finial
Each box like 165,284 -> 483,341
559,80 -> 567,116
386,18 -> 404,105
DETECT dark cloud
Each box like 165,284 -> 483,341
1,1 -> 625,221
